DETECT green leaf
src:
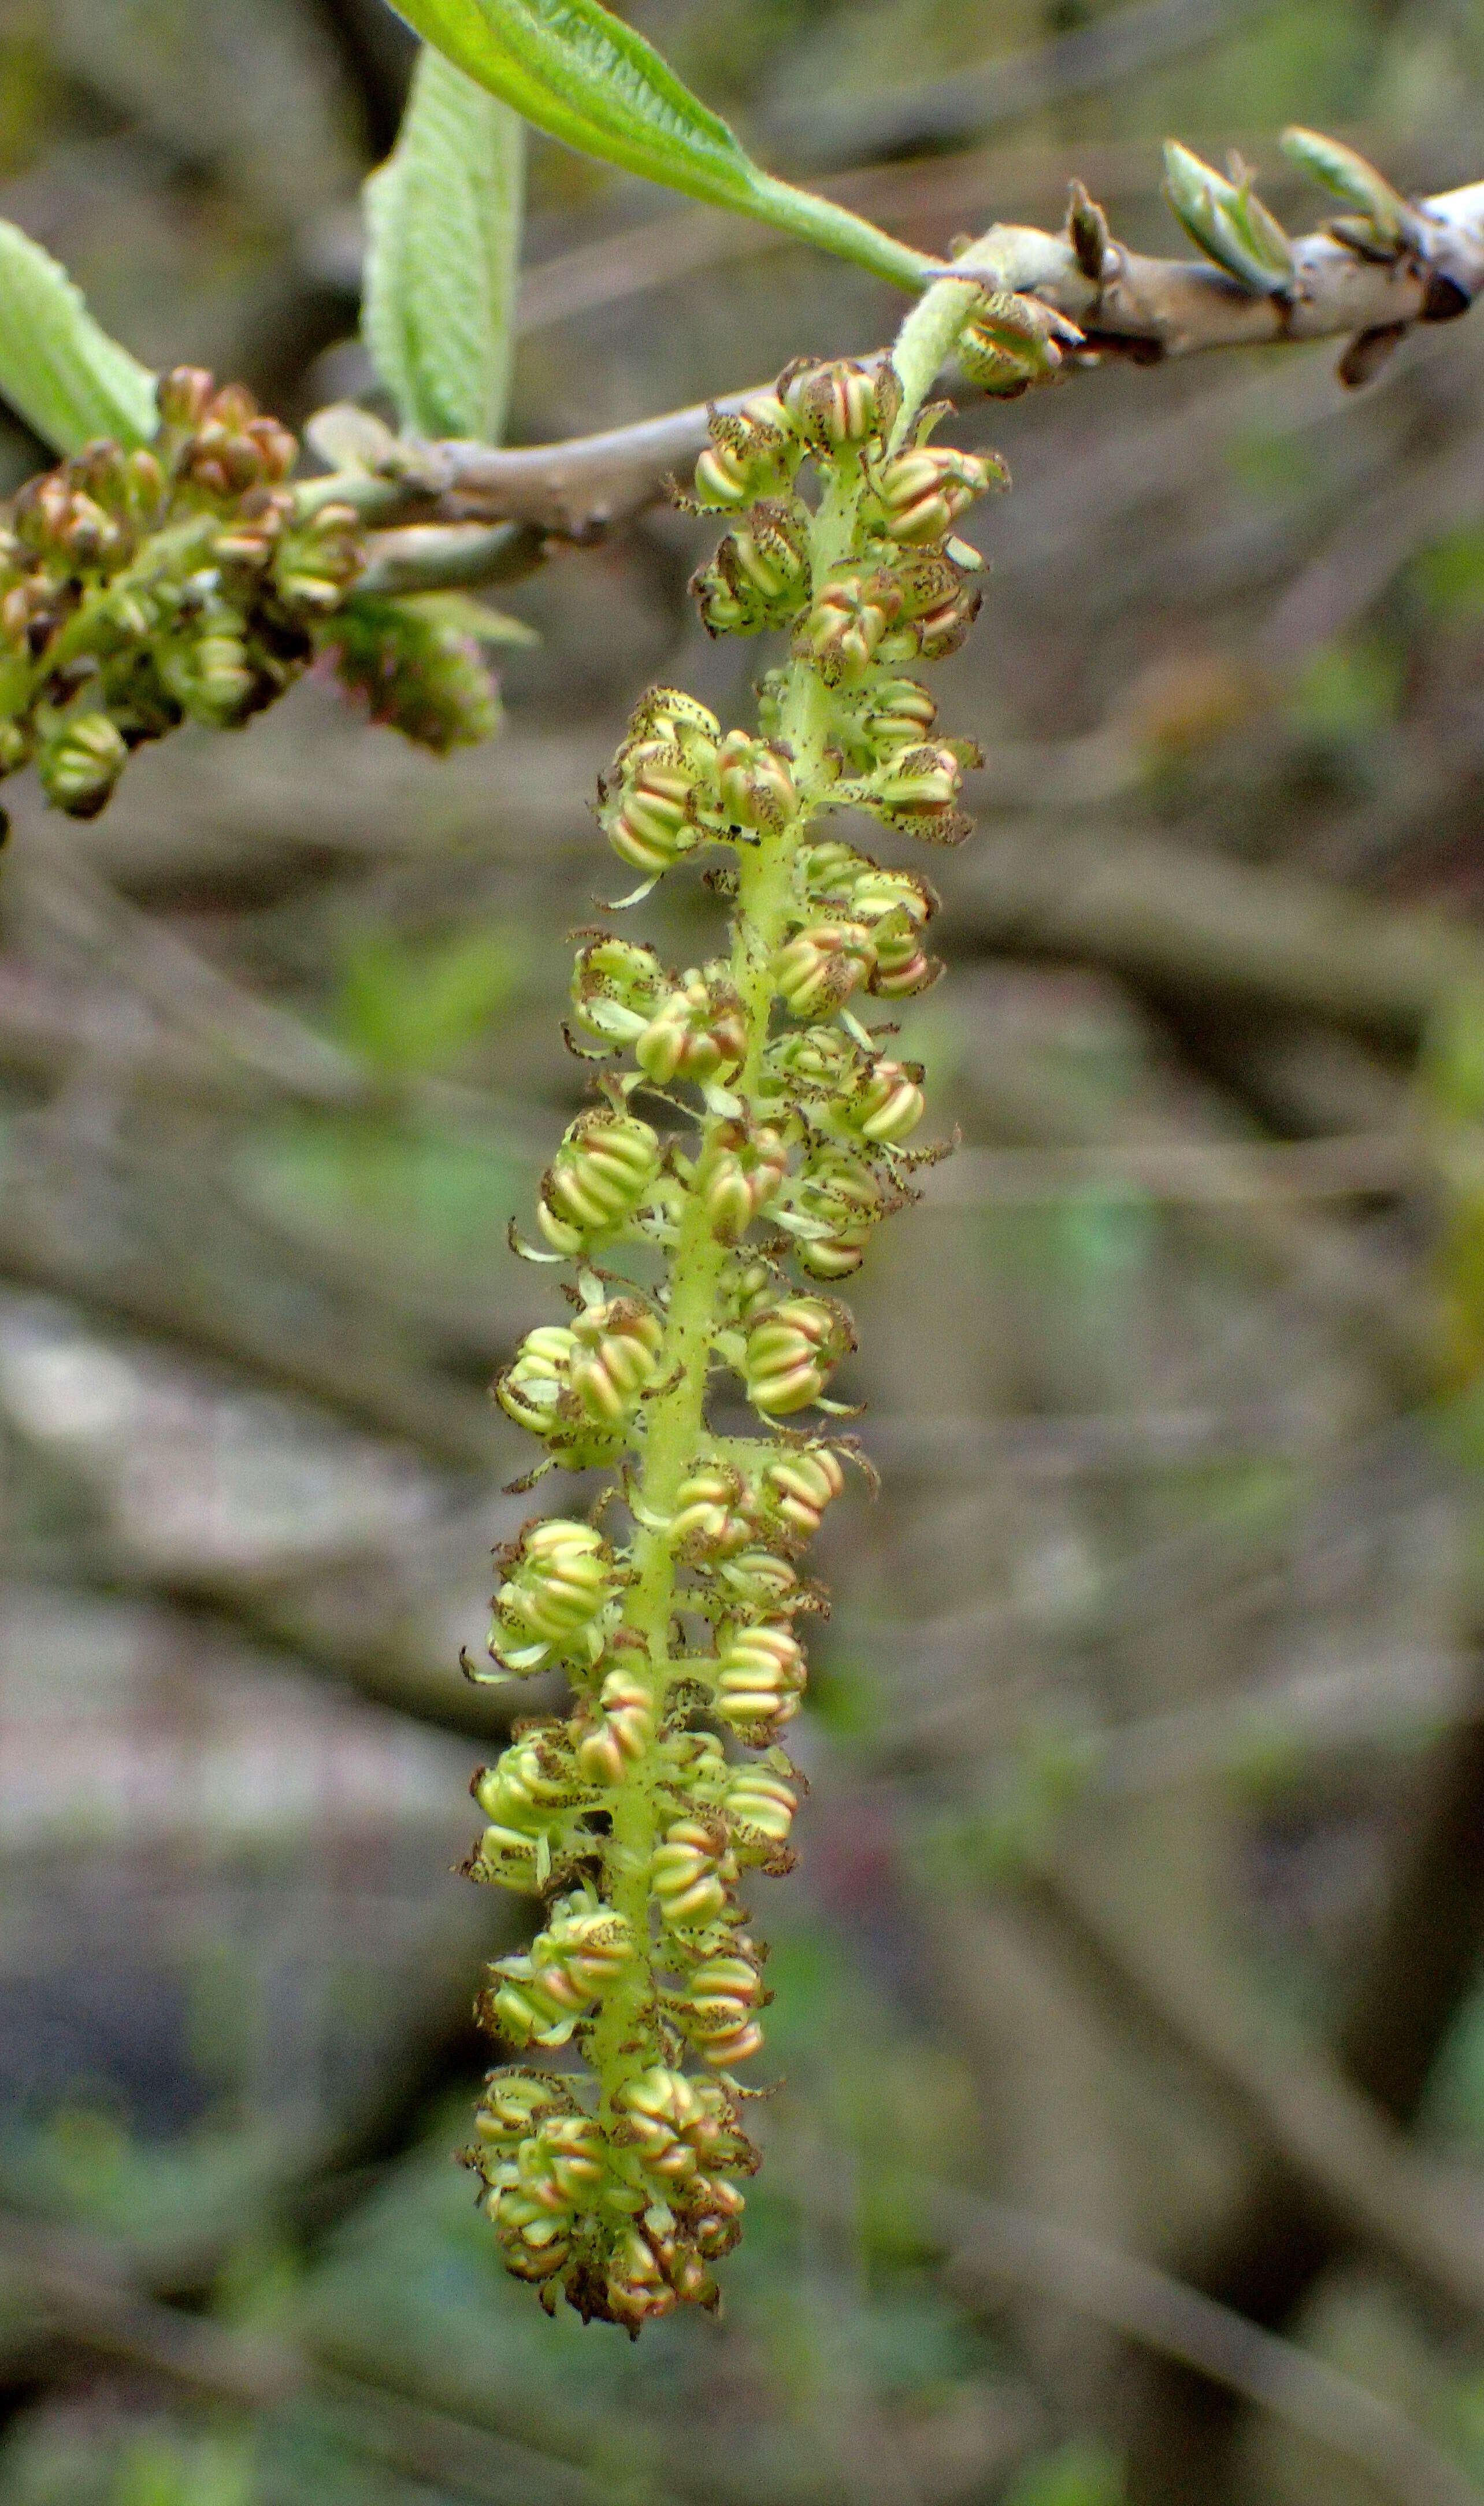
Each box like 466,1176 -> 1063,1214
363,45 -> 525,442
383,0 -> 930,296
0,217 -> 157,453
1163,140 -> 1294,298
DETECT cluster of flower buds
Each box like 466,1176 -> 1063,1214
0,366 -> 509,820
466,344 -> 995,2327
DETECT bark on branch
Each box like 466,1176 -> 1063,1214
347,175 -> 1484,552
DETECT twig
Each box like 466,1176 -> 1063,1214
343,176 -> 1484,549
928,2186 -> 1479,2506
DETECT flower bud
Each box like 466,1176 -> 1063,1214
569,1297 -> 665,1426
569,935 -> 667,1049
874,443 -> 1007,544
714,1621 -> 807,1733
771,921 -> 875,1017
726,1764 -> 799,1855
780,357 -> 881,450
625,685 -> 721,763
672,1953 -> 768,2066
635,971 -> 747,1084
496,1323 -> 577,1440
715,1547 -> 802,1613
473,1733 -> 584,1827
576,1663 -> 656,1784
538,1109 -> 661,1253
796,565 -> 901,685
651,1818 -> 731,1926
488,1517 -> 617,1673
689,394 -> 800,510
37,712 -> 128,817
703,1122 -> 788,1244
869,740 -> 965,818
692,501 -> 810,639
668,1464 -> 760,1558
600,744 -> 702,874
742,1295 -> 854,1415
155,366 -> 216,433
469,2068 -> 579,2157
763,1444 -> 847,1540
850,1056 -> 926,1145
789,1151 -> 884,1279
715,729 -> 798,831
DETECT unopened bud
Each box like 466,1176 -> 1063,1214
569,1298 -> 665,1426
780,356 -> 881,450
635,971 -> 747,1084
874,444 -> 1006,544
38,712 -> 128,817
772,921 -> 875,1017
765,1444 -> 847,1539
538,1110 -> 661,1253
715,729 -> 798,831
569,935 -> 667,1049
797,565 -> 901,685
651,1818 -> 730,1926
852,1056 -> 926,1144
714,1621 -> 807,1733
488,1517 -> 617,1673
576,1663 -> 656,1784
703,1123 -> 788,1244
689,394 -> 800,511
741,1295 -> 854,1415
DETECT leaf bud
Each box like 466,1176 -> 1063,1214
741,1295 -> 854,1415
37,712 -> 128,817
635,970 -> 747,1084
538,1109 -> 661,1253
703,1122 -> 788,1244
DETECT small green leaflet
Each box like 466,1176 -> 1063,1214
0,218 -> 158,454
363,46 -> 525,442
384,0 -> 930,296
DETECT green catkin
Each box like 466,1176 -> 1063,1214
0,365 -> 499,820
461,309 -> 1005,2332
